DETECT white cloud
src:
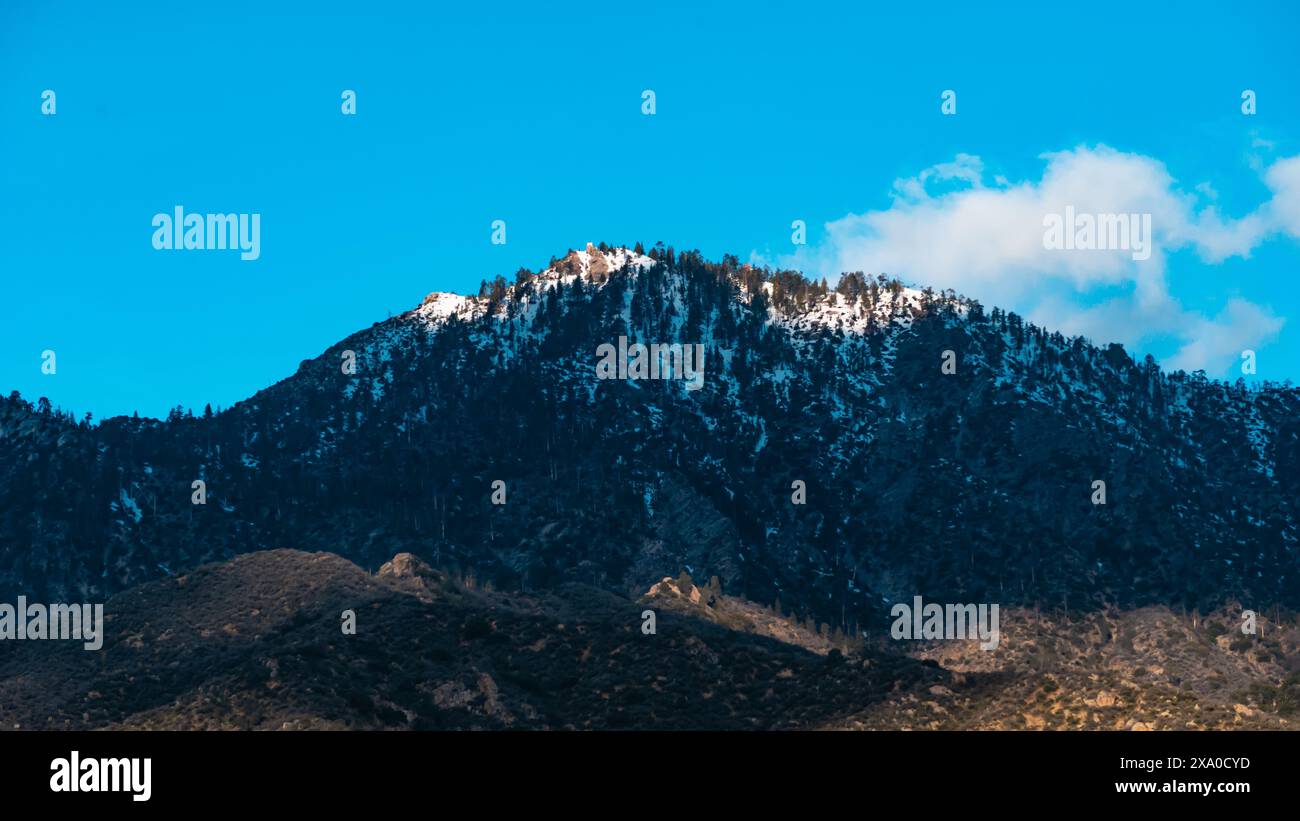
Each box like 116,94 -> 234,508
1264,155 -> 1300,238
1166,299 -> 1286,375
772,145 -> 1299,375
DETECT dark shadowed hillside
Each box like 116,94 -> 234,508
1,549 -> 1292,731
0,549 -> 956,730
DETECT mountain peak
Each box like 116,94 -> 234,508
414,244 -> 656,328
545,243 -> 655,282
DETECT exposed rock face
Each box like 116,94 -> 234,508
378,552 -> 434,579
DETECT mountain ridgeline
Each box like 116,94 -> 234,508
3,244 -> 1298,634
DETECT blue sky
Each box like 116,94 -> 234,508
2,0 -> 1299,419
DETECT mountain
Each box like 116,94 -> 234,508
3,243 -> 1298,637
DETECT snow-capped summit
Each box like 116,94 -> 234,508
415,291 -> 482,323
